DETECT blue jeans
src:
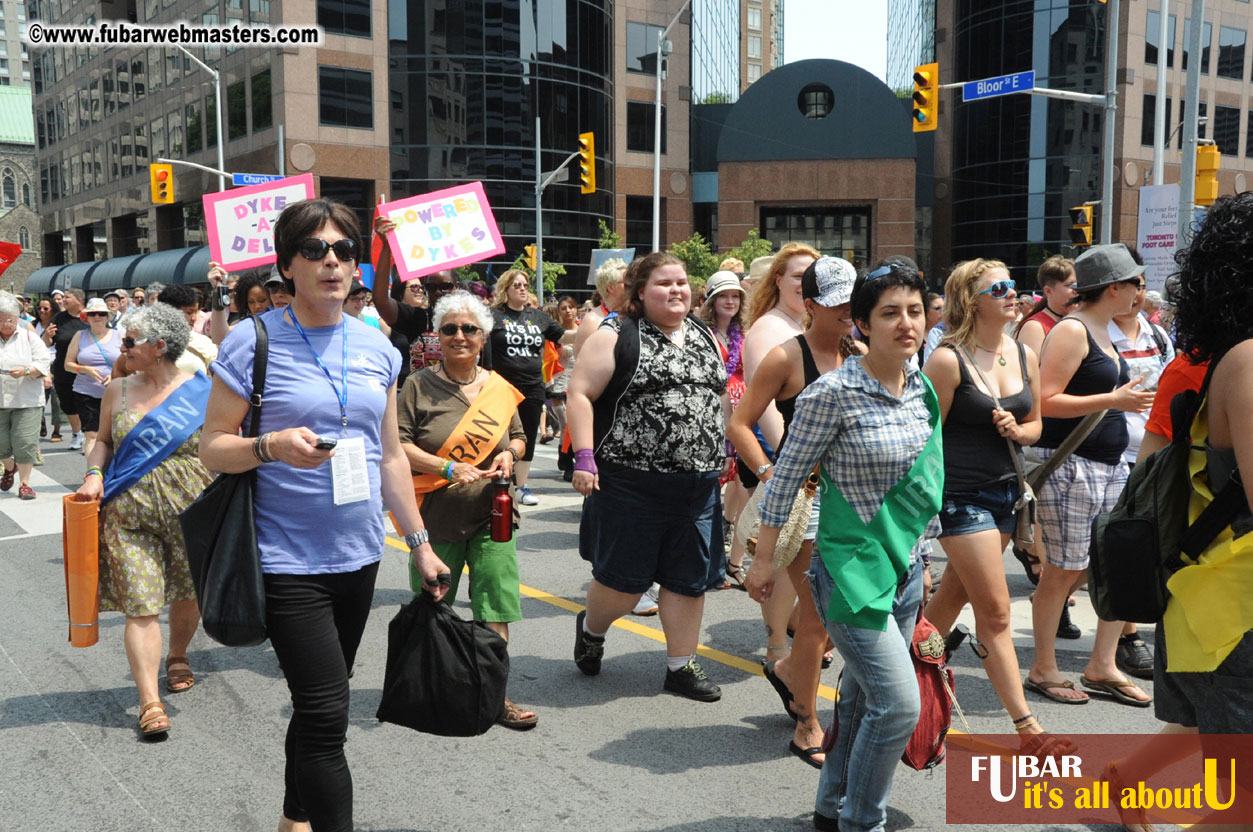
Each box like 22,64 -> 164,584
809,555 -> 924,832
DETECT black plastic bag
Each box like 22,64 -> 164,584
376,592 -> 509,736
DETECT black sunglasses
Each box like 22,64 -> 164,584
298,238 -> 358,262
121,336 -> 148,348
86,311 -> 110,317
865,264 -> 907,282
425,281 -> 456,293
439,323 -> 482,336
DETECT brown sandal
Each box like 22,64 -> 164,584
138,701 -> 170,738
497,697 -> 538,730
165,656 -> 195,693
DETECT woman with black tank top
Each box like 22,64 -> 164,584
920,259 -> 1068,749
1026,243 -> 1156,708
728,256 -> 863,769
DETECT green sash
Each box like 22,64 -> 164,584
815,374 -> 944,631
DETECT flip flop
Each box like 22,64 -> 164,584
1080,675 -> 1152,708
1024,676 -> 1090,704
788,741 -> 824,769
762,659 -> 799,721
1011,545 -> 1041,586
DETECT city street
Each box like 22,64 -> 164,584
1,439 -> 1149,832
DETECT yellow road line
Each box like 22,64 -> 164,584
386,535 -> 838,700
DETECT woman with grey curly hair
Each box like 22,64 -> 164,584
76,301 -> 214,739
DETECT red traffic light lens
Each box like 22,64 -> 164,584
157,170 -> 169,181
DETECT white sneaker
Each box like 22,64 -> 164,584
631,584 -> 660,616
517,485 -> 539,506
69,432 -> 84,450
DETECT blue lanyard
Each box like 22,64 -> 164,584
288,309 -> 349,428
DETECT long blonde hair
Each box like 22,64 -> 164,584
941,258 -> 1009,348
748,242 -> 819,325
493,269 -> 530,309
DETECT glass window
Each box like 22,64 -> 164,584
318,66 -> 373,128
186,101 -> 203,154
2,170 -> 14,208
251,67 -> 271,131
760,206 -> 872,267
168,107 -> 183,156
626,100 -> 666,153
1213,105 -> 1240,156
1146,10 -> 1177,67
1184,19 -> 1213,74
206,96 -> 218,147
317,0 -> 370,37
1178,101 -> 1208,148
150,116 -> 166,161
249,0 -> 269,24
748,35 -> 762,60
1218,26 -> 1245,79
228,78 -> 247,139
747,7 -> 761,31
1245,111 -> 1253,157
625,195 -> 654,252
748,63 -> 761,83
203,11 -> 220,60
1141,94 -> 1173,146
19,227 -> 30,249
626,21 -> 663,74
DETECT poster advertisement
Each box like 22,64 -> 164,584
379,182 -> 506,282
203,173 -> 316,271
587,248 -> 635,285
1136,183 -> 1179,294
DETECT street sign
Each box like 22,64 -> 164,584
962,70 -> 1035,103
232,172 -> 285,187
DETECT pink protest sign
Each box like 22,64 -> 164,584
203,173 -> 316,271
379,181 -> 506,282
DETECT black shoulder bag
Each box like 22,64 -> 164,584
179,317 -> 269,647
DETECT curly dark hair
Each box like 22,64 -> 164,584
1172,191 -> 1253,362
233,271 -> 269,318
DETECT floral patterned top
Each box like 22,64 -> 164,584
598,315 -> 727,473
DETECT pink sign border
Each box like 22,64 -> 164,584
380,181 -> 506,282
203,173 -> 316,271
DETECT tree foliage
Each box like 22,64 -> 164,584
509,251 -> 563,295
722,229 -> 775,270
597,219 -> 623,250
667,232 -> 720,288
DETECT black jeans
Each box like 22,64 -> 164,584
264,561 -> 379,831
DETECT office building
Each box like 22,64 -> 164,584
0,0 -> 32,88
0,86 -> 39,291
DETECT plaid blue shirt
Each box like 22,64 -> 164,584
761,356 -> 940,562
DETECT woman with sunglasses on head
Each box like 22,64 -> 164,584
396,289 -> 537,730
483,269 -> 576,507
1025,243 -> 1155,709
64,297 -> 122,458
200,199 -> 448,832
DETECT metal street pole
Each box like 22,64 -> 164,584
535,115 -> 544,306
652,0 -> 691,253
1100,0 -> 1120,244
1152,0 -> 1169,184
1178,0 -> 1205,245
173,44 -> 225,192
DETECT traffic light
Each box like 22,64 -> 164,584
1068,205 -> 1093,247
1195,144 -> 1221,207
578,132 -> 595,194
912,63 -> 938,133
524,245 -> 537,270
149,163 -> 174,204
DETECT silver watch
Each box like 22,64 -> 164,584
404,529 -> 430,550
756,462 -> 774,476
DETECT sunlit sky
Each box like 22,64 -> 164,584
784,0 -> 887,82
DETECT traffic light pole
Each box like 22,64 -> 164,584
1178,0 -> 1206,247
1099,0 -> 1120,244
533,115 -> 581,306
170,44 -> 226,192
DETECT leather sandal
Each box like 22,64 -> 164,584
497,697 -> 538,730
138,701 -> 170,738
724,563 -> 749,591
165,656 -> 195,693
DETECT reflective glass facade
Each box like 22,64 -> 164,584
388,0 -> 613,286
692,0 -> 740,102
950,0 -> 1105,283
886,0 -> 935,94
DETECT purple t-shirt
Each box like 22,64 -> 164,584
212,307 -> 400,574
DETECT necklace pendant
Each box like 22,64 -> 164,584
998,356 -> 1007,366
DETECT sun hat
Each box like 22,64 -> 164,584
747,255 -> 774,282
702,271 -> 746,305
801,256 -> 857,307
1072,243 -> 1145,292
84,297 -> 110,314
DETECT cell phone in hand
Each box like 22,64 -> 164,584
314,436 -> 338,450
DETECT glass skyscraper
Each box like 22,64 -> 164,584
692,0 -> 741,102
887,0 -> 936,94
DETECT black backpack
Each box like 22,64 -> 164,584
1088,362 -> 1247,623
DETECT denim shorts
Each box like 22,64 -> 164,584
1153,624 -> 1253,732
938,479 -> 1019,537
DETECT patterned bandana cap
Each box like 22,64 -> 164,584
801,256 -> 857,307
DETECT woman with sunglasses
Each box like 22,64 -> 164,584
396,289 -> 537,730
33,298 -> 62,440
920,260 -> 1069,749
201,199 -> 448,832
206,265 -> 273,345
76,303 -> 213,738
485,269 -> 575,506
64,297 -> 122,457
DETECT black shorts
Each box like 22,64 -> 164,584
53,375 -> 80,415
75,392 -> 103,432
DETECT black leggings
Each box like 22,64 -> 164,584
516,395 -> 544,462
264,561 -> 380,831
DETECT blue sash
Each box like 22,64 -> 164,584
102,373 -> 212,505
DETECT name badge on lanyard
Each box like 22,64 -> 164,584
331,436 -> 370,505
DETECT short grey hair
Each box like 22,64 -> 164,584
145,282 -> 166,302
595,258 -> 627,296
0,293 -> 20,317
432,290 -> 494,335
66,288 -> 86,302
120,302 -> 190,363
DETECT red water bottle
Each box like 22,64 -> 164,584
490,477 -> 513,542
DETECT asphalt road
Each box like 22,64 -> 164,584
1,437 -> 1155,832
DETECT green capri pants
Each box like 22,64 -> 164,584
408,528 -> 522,623
0,407 -> 42,465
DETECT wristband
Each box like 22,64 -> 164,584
573,449 -> 597,475
442,459 -> 455,480
724,439 -> 735,457
85,466 -> 103,480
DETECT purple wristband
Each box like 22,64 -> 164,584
573,449 -> 598,475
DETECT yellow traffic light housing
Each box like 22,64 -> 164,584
1195,144 -> 1221,207
912,63 -> 938,133
1068,205 -> 1093,247
578,132 -> 595,194
524,245 -> 537,270
149,163 -> 174,204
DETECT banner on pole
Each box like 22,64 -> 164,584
379,182 -> 506,282
1136,183 -> 1180,294
203,173 -> 315,271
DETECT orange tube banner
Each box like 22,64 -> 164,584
62,494 -> 99,648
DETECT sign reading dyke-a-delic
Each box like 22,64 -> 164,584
379,182 -> 507,282
203,173 -> 316,271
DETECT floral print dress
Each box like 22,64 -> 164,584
98,380 -> 213,618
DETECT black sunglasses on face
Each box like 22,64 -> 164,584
426,282 -> 456,293
439,323 -> 482,336
121,336 -> 148,348
298,238 -> 358,262
86,311 -> 109,317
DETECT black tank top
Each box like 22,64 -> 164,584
776,335 -> 822,455
942,341 -> 1033,491
1036,321 -> 1130,465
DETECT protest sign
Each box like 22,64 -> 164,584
203,173 -> 315,271
588,248 -> 635,285
379,182 -> 506,282
1136,183 -> 1179,294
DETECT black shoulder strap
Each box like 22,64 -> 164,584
247,316 -> 269,439
1148,322 -> 1168,357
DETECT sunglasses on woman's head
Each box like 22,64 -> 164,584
298,238 -> 358,262
439,323 -> 482,336
976,279 -> 1016,299
121,336 -> 148,348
